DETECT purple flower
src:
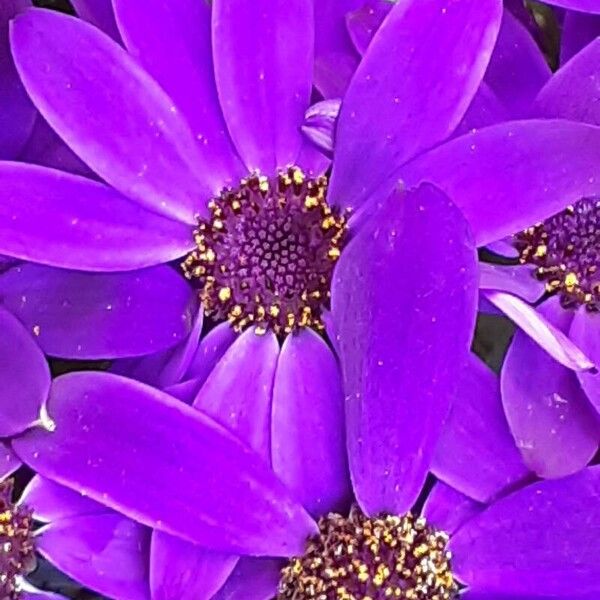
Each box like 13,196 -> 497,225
303,2 -> 600,481
3,349 -> 597,599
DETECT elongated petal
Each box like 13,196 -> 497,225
110,309 -> 202,386
71,0 -> 120,39
272,330 -> 351,517
571,311 -> 600,414
313,0 -> 361,97
449,466 -> 600,596
0,307 -> 50,437
432,354 -> 530,502
185,322 -> 237,384
401,120 -> 600,247
38,513 -> 151,600
150,531 -> 237,600
0,162 -> 193,271
18,116 -> 93,178
422,482 -> 483,535
212,0 -> 313,172
479,263 -> 544,303
501,298 -> 600,478
485,290 -> 594,371
212,557 -> 283,600
0,0 -> 35,160
302,99 -> 340,155
11,9 -> 210,223
0,263 -> 197,359
329,0 -> 502,212
561,11 -> 600,64
113,0 -> 242,188
346,0 -> 391,55
193,328 -> 279,459
0,443 -> 20,480
21,476 -> 106,522
12,372 -> 315,556
150,329 -> 278,598
535,37 -> 600,125
332,184 -> 478,515
485,9 -> 550,117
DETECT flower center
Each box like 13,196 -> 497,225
0,480 -> 35,599
514,198 -> 600,310
182,166 -> 347,335
278,507 -> 457,600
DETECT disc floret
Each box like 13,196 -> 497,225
515,198 -> 600,311
278,507 -> 457,600
182,166 -> 347,335
0,480 -> 35,599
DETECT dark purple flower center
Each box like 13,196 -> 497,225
0,480 -> 35,599
182,166 -> 347,335
278,507 -> 457,600
514,198 -> 600,311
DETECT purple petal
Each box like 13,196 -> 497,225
329,0 -> 502,213
0,306 -> 50,437
272,330 -> 351,517
535,37 -> 600,125
421,482 -> 483,535
71,0 -> 120,40
501,298 -> 600,478
313,0 -> 361,98
12,372 -> 316,556
571,310 -> 600,414
485,9 -> 550,117
20,476 -> 106,522
432,354 -> 530,502
113,0 -> 243,189
0,443 -> 20,480
400,120 -> 600,247
38,513 -> 151,600
449,466 -> 600,596
193,328 -> 279,459
18,116 -> 94,177
332,184 -> 478,515
184,322 -> 238,384
479,263 -> 545,303
485,290 -> 594,371
561,11 -> 600,64
150,531 -> 237,600
212,557 -> 283,600
212,0 -> 313,172
454,83 -> 510,136
0,162 -> 193,271
110,309 -> 202,387
152,330 -> 263,598
11,9 -> 211,223
0,0 -> 35,160
345,0 -> 392,55
301,99 -> 340,156
0,263 -> 198,359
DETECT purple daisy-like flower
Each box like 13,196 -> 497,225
302,2 -> 600,481
2,325 -> 596,599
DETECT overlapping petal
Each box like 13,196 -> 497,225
0,163 -> 193,271
329,0 -> 502,213
0,263 -> 198,359
401,120 -> 600,246
12,372 -> 315,556
332,184 -> 478,515
212,0 -> 313,172
11,9 -> 210,223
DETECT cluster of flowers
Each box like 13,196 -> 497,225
1,0 -> 600,598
